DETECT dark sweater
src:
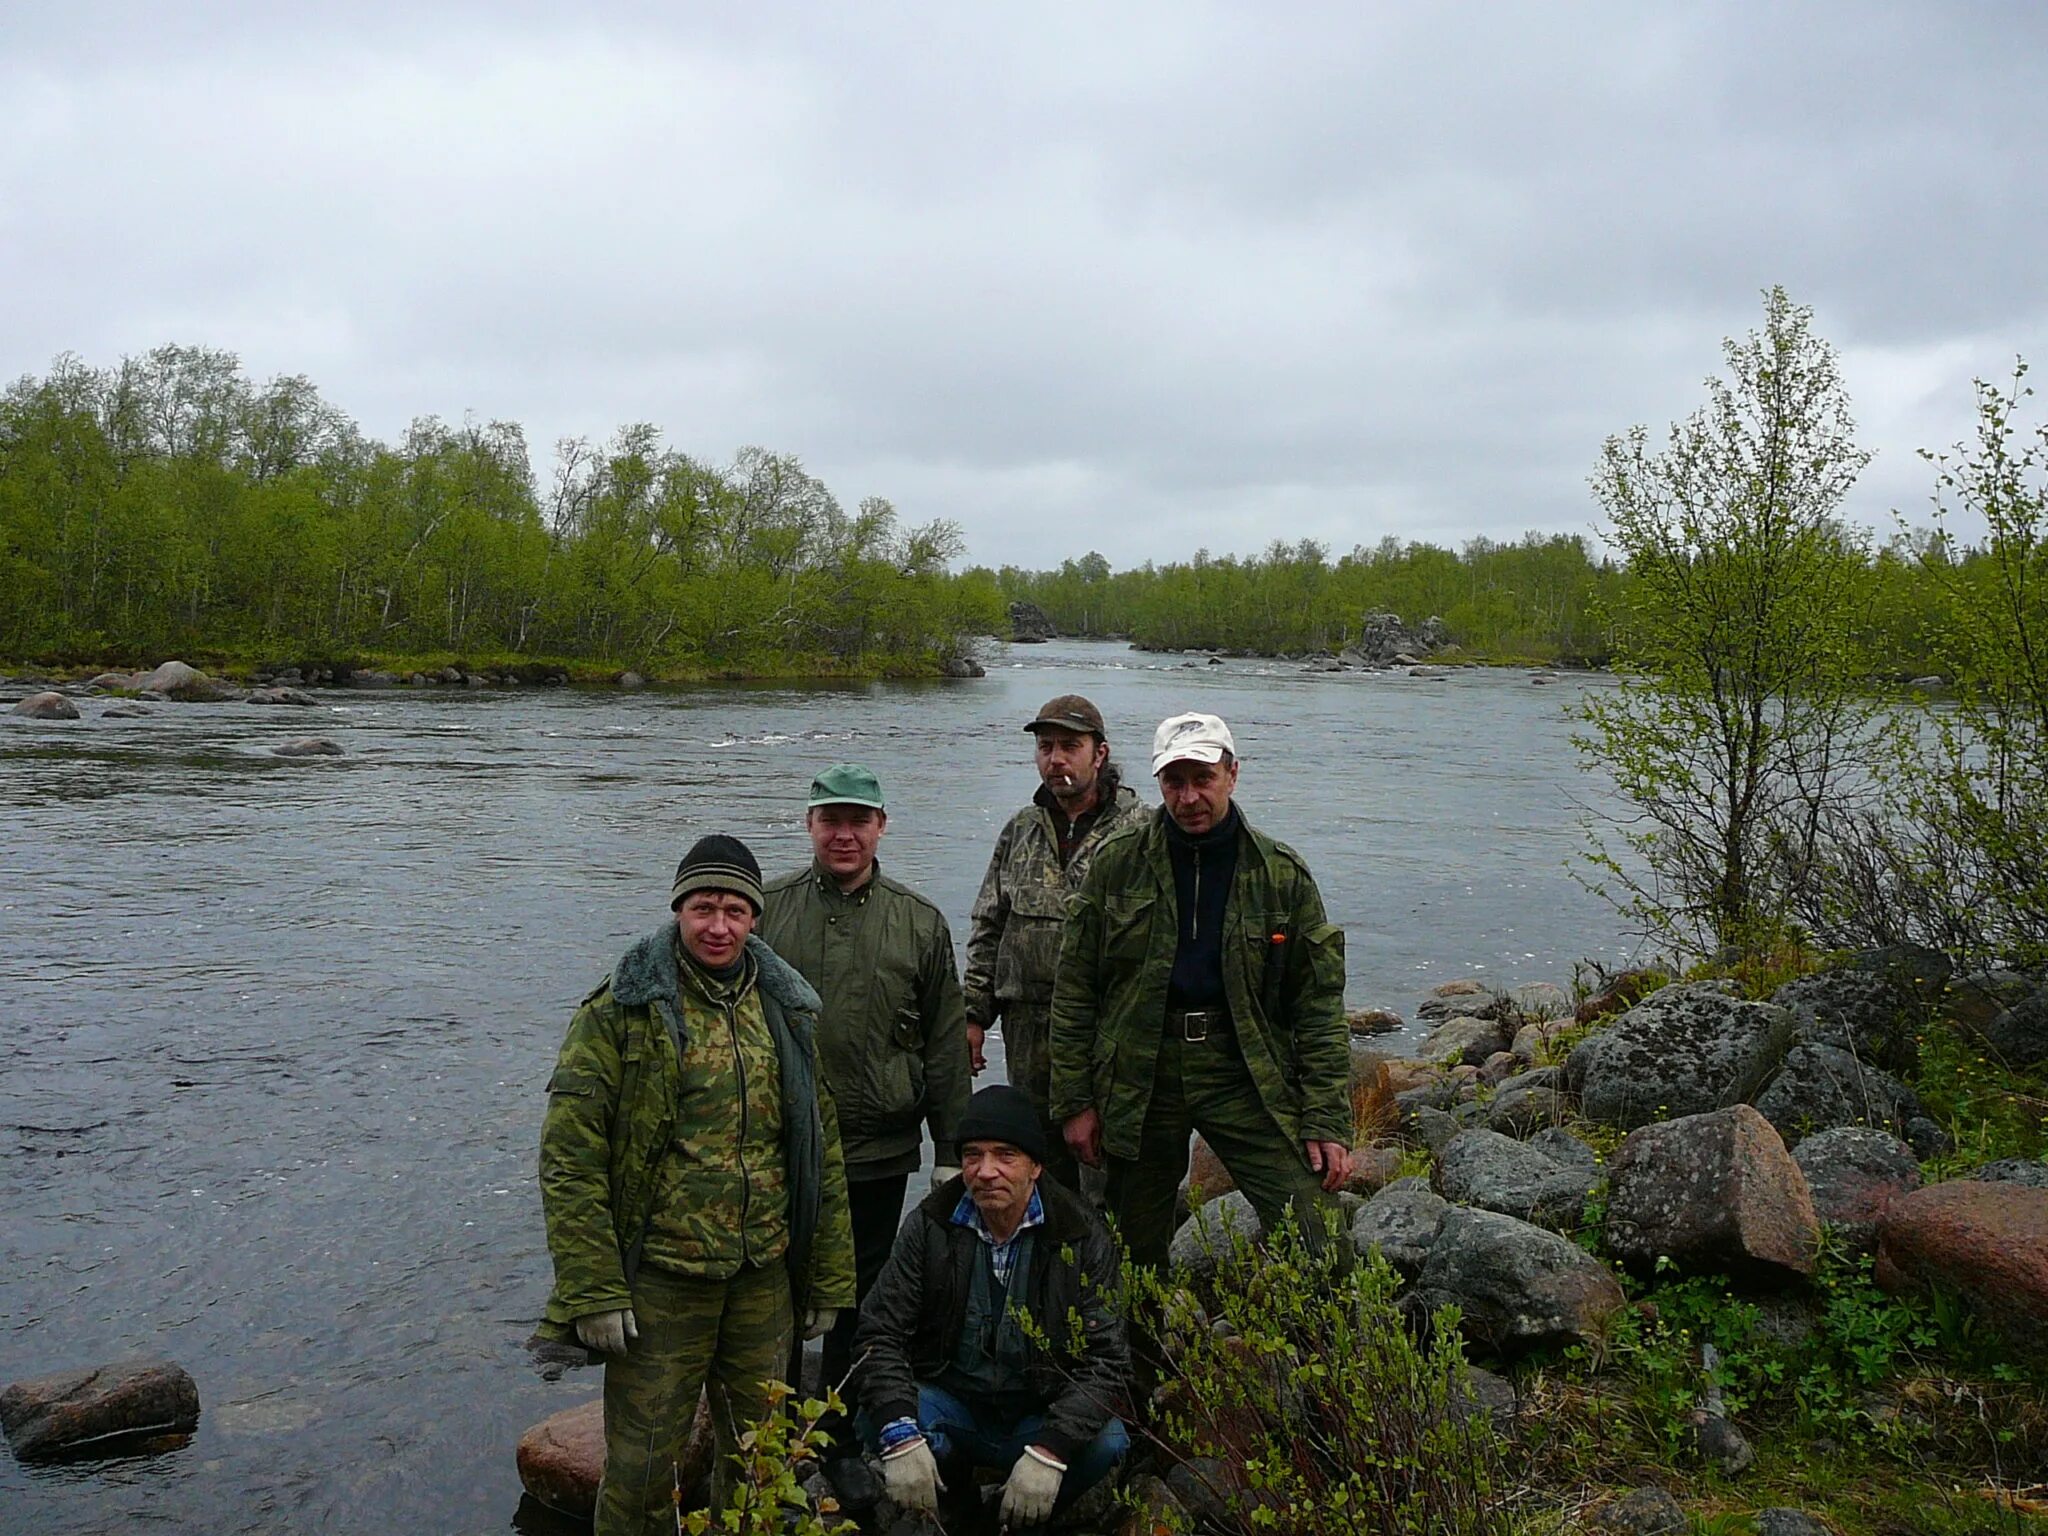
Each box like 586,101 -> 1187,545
1163,803 -> 1241,1008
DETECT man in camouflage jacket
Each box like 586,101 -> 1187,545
1049,713 -> 1353,1277
964,694 -> 1144,1190
540,835 -> 856,1533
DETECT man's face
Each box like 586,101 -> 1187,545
1034,728 -> 1107,807
1157,755 -> 1238,835
961,1138 -> 1040,1226
807,804 -> 886,886
675,891 -> 757,969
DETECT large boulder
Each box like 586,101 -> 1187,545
1354,611 -> 1445,664
1408,1207 -> 1626,1354
1418,1014 -> 1510,1066
1769,947 -> 1949,1076
247,687 -> 317,706
1567,983 -> 1796,1130
1603,1105 -> 1818,1282
1416,980 -> 1504,1022
1351,1180 -> 1450,1279
1752,1042 -> 1923,1146
1433,1129 -> 1601,1232
515,1392 -> 714,1517
1790,1127 -> 1922,1253
1877,1180 -> 2048,1354
133,660 -> 225,701
9,691 -> 79,719
1169,1191 -> 1262,1287
1007,601 -> 1055,643
1,1358 -> 200,1459
1969,988 -> 2048,1069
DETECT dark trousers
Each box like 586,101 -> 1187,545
821,1171 -> 911,1430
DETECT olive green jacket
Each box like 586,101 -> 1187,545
537,930 -> 857,1341
963,780 -> 1146,1024
760,861 -> 971,1180
1048,806 -> 1350,1160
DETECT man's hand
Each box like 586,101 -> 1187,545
880,1437 -> 944,1513
574,1307 -> 638,1356
802,1307 -> 838,1341
1062,1108 -> 1104,1168
1000,1446 -> 1066,1526
1306,1139 -> 1352,1192
965,1021 -> 987,1076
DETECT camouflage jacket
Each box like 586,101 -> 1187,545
537,929 -> 857,1340
1048,806 -> 1350,1160
962,780 -> 1146,1024
760,861 -> 970,1179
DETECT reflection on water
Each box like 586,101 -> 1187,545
0,641 -> 1631,1531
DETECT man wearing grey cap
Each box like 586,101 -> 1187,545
761,763 -> 971,1455
1049,712 -> 1353,1278
964,694 -> 1144,1192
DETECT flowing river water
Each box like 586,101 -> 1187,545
0,639 -> 1635,1532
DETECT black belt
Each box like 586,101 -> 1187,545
1167,1006 -> 1230,1043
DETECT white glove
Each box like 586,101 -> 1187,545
574,1307 -> 638,1356
1001,1445 -> 1065,1527
803,1306 -> 839,1341
931,1164 -> 961,1190
880,1437 -> 944,1513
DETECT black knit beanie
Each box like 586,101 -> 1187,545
957,1084 -> 1048,1164
670,834 -> 765,914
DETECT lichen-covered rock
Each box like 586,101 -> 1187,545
1418,1014 -> 1510,1066
1877,1179 -> 2048,1355
1568,983 -> 1796,1130
1603,1105 -> 1818,1282
1434,1129 -> 1601,1231
1753,1042 -> 1923,1146
1768,947 -> 1949,1075
1169,1191 -> 1262,1286
1351,1181 -> 1450,1278
1408,1207 -> 1625,1354
1971,988 -> 2048,1069
1007,601 -> 1055,643
1790,1127 -> 1921,1253
1587,1487 -> 1687,1535
1971,1158 -> 2048,1189
1,1358 -> 200,1459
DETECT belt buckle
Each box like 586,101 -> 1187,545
1182,1009 -> 1212,1043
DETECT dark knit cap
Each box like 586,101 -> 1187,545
957,1084 -> 1048,1164
670,834 -> 765,914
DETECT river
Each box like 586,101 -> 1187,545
0,639 -> 1634,1531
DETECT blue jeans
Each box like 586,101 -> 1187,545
864,1382 -> 1129,1509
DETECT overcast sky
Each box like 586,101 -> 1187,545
4,3 -> 2044,569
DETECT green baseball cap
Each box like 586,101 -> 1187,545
808,762 -> 886,810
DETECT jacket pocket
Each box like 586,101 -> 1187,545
1101,893 -> 1156,960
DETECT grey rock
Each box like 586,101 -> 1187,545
1506,981 -> 1572,1020
1406,1105 -> 1461,1152
618,670 -> 648,690
1526,1127 -> 1599,1170
271,737 -> 344,757
1408,1207 -> 1625,1354
1687,1410 -> 1754,1474
1,1357 -> 200,1459
9,691 -> 79,719
1419,1014 -> 1511,1066
1164,1456 -> 1235,1528
1587,1487 -> 1687,1536
1351,1182 -> 1450,1278
1007,601 -> 1055,643
465,672 -> 486,689
86,670 -> 135,689
1486,1080 -> 1571,1139
246,687 -> 317,706
1971,1158 -> 2048,1189
1973,989 -> 2048,1068
1944,967 -> 2037,1033
1754,1510 -> 1834,1536
1510,1017 -> 1574,1065
349,670 -> 397,689
1753,1042 -> 1924,1146
1169,1190 -> 1262,1286
133,660 -> 225,700
1903,1117 -> 1953,1161
1434,1129 -> 1601,1231
1603,1105 -> 1819,1282
1477,1050 -> 1521,1088
1452,1364 -> 1519,1432
940,656 -> 985,678
1417,983 -> 1505,1023
1791,1127 -> 1922,1252
1770,948 -> 1948,1075
1397,1077 -> 1458,1112
1567,982 -> 1797,1130
100,704 -> 152,719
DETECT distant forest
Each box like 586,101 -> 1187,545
0,344 -> 1981,677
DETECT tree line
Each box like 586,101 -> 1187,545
0,346 -> 1002,673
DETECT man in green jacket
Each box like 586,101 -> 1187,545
1050,712 -> 1353,1277
539,834 -> 857,1534
964,694 -> 1145,1191
760,764 -> 971,1443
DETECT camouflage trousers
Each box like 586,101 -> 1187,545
1104,1023 -> 1347,1276
595,1260 -> 793,1535
999,1001 -> 1091,1196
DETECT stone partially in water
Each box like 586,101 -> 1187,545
515,1392 -> 713,1517
1,1357 -> 201,1459
272,737 -> 344,757
133,660 -> 226,701
9,691 -> 79,719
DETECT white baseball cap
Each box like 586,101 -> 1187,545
1150,712 -> 1236,774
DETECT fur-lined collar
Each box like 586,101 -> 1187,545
609,926 -> 821,1016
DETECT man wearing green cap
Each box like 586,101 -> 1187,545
964,694 -> 1144,1192
761,763 -> 971,1447
538,834 -> 857,1533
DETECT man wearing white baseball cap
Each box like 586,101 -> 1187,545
1047,710 -> 1353,1279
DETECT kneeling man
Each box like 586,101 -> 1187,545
853,1085 -> 1130,1532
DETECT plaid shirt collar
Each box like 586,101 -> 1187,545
951,1184 -> 1045,1284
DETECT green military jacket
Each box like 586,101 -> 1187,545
537,929 -> 857,1340
1048,806 -> 1350,1161
760,860 -> 971,1180
962,779 -> 1146,1024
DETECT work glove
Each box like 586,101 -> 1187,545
802,1306 -> 839,1341
1000,1445 -> 1066,1527
930,1164 -> 961,1190
880,1436 -> 944,1513
574,1307 -> 638,1356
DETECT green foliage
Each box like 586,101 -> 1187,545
1574,287 -> 1892,958
682,1381 -> 854,1536
1912,1020 -> 2048,1174
1125,1209 -> 1517,1536
0,347 -> 999,674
